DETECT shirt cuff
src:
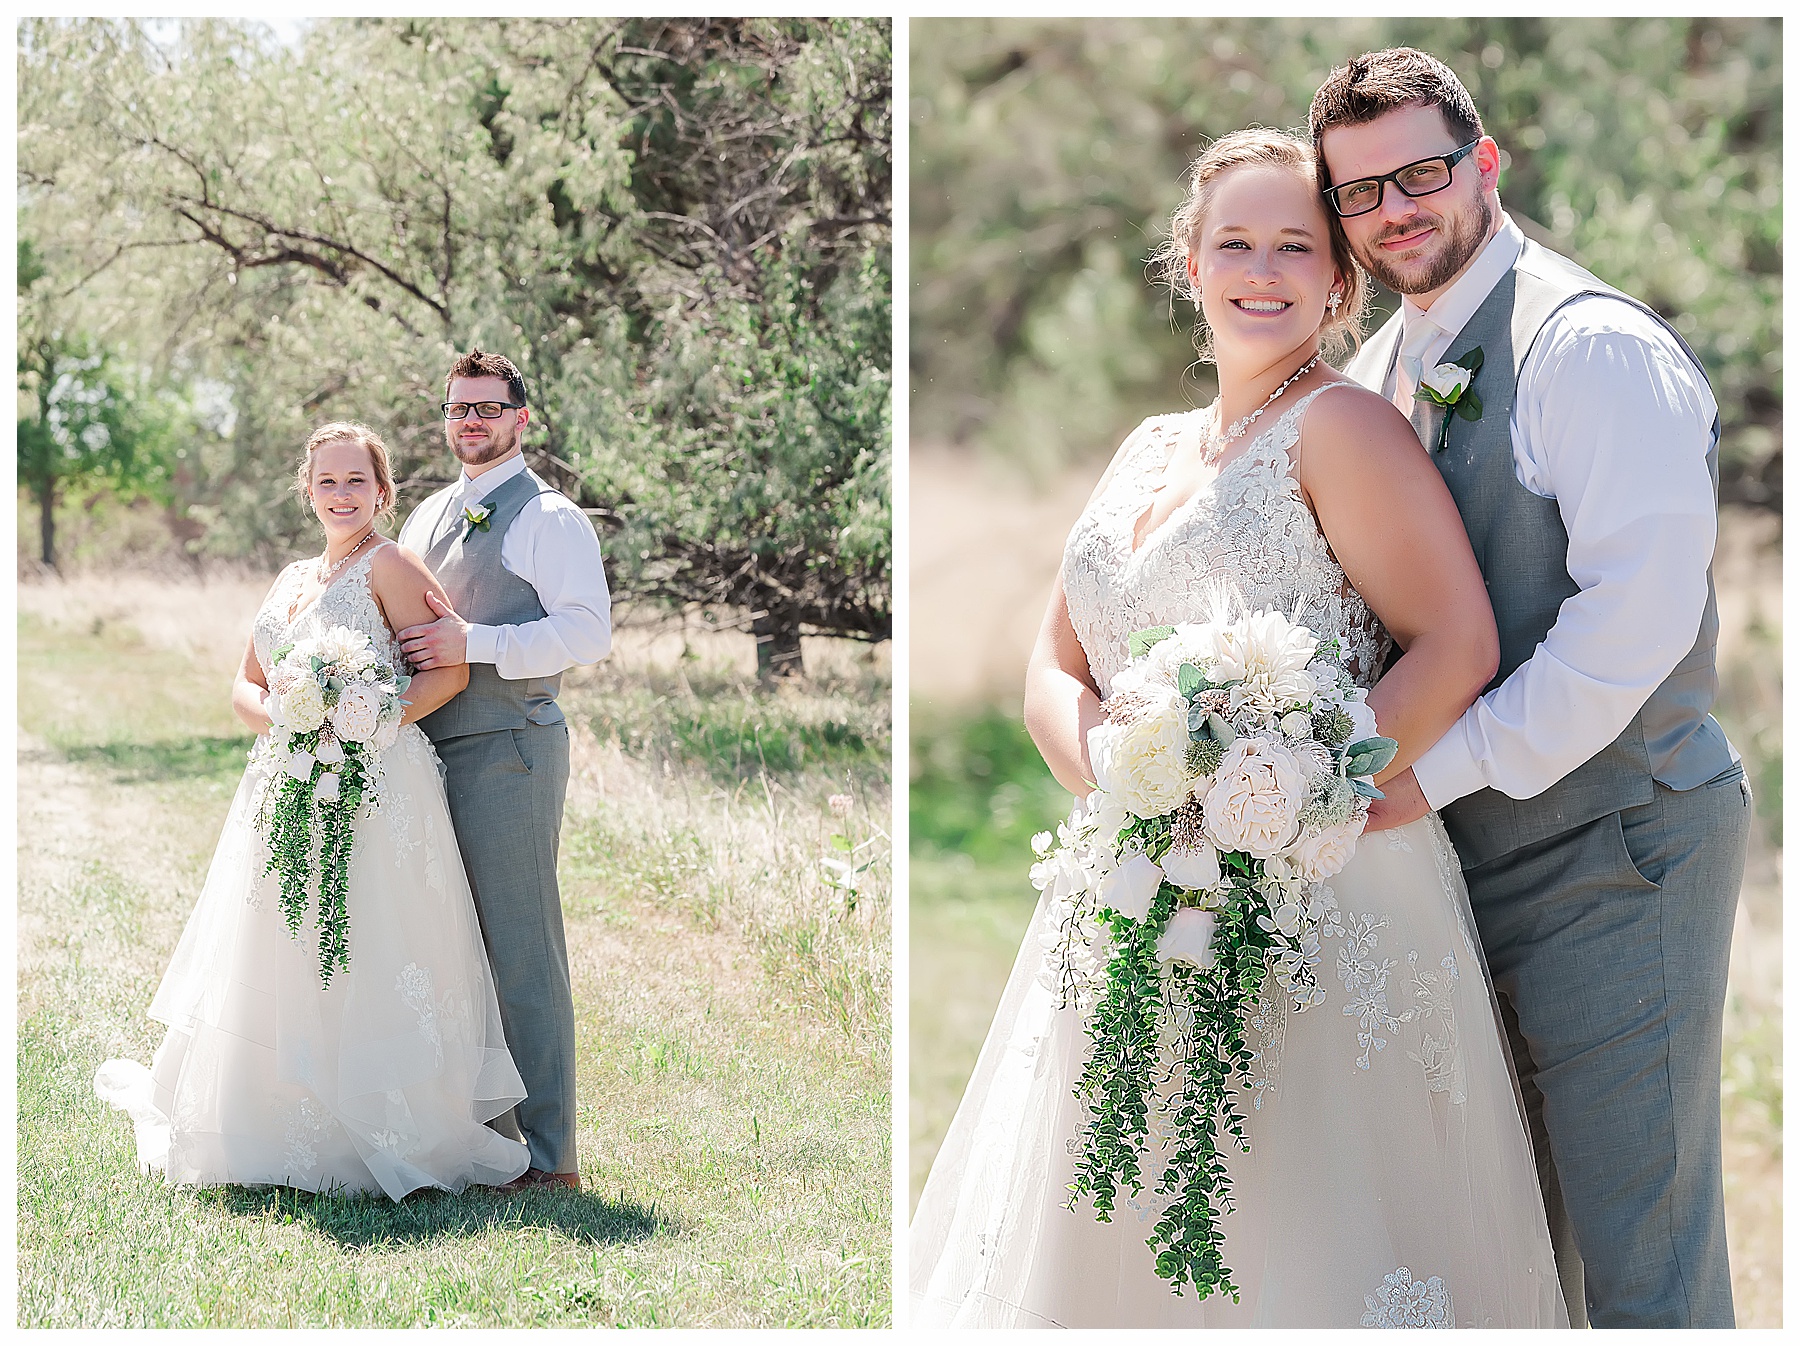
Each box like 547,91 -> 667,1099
464,623 -> 499,665
1411,718 -> 1489,811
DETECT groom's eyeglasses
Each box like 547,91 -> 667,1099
1323,140 -> 1480,218
442,401 -> 525,420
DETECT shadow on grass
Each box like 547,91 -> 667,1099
58,735 -> 254,783
197,1181 -> 668,1249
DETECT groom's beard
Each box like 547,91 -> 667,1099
451,421 -> 519,467
1357,194 -> 1494,297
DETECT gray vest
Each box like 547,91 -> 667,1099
413,469 -> 567,741
1346,239 -> 1732,866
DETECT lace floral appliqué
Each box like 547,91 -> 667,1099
1362,1266 -> 1455,1328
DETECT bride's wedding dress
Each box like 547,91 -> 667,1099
910,386 -> 1568,1327
95,545 -> 531,1199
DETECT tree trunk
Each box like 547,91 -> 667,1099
752,609 -> 804,684
37,475 -> 57,571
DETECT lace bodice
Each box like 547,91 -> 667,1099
1062,383 -> 1392,697
252,544 -> 406,679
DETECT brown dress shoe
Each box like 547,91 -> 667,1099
500,1167 -> 581,1193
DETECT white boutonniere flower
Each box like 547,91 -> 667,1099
1413,346 -> 1485,453
461,503 -> 493,539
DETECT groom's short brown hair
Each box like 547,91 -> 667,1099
1309,48 -> 1485,182
446,348 -> 527,407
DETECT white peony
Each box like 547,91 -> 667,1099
331,683 -> 383,744
1286,815 -> 1364,882
1099,852 -> 1165,920
1207,610 -> 1320,719
1087,694 -> 1192,820
1157,906 -> 1218,969
1160,843 -> 1223,893
283,677 -> 327,733
1203,734 -> 1308,858
372,718 -> 402,753
316,771 -> 341,802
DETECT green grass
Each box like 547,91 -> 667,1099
18,592 -> 890,1328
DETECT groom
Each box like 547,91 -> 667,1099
396,348 -> 613,1191
1312,50 -> 1749,1327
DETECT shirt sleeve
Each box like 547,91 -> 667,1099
1413,300 -> 1719,808
464,494 -> 614,679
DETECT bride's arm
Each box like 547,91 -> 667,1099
1024,574 -> 1107,796
369,545 -> 471,723
232,633 -> 275,735
1295,385 -> 1499,786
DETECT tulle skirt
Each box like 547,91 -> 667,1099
910,813 -> 1568,1327
95,725 -> 530,1199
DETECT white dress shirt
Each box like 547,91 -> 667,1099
1395,215 -> 1722,809
399,452 -> 614,680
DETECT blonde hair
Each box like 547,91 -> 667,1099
295,421 -> 397,529
1155,127 -> 1368,364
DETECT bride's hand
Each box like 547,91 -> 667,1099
1363,766 -> 1429,832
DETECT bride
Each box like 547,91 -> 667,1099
909,130 -> 1568,1327
95,422 -> 531,1199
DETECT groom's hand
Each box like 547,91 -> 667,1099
1364,766 -> 1430,832
399,590 -> 471,670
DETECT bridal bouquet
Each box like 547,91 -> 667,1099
252,625 -> 409,986
1033,610 -> 1396,1300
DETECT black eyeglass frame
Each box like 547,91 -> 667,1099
441,400 -> 527,420
1322,140 -> 1482,218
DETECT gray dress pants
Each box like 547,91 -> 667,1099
1463,765 -> 1750,1327
436,723 -> 577,1176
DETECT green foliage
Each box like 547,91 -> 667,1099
19,18 -> 891,653
911,18 -> 1779,505
910,706 -> 1070,868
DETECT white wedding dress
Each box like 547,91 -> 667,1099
95,545 -> 531,1199
910,387 -> 1568,1327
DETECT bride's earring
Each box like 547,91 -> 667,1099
1328,291 -> 1342,315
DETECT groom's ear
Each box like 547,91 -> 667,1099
1475,137 -> 1502,193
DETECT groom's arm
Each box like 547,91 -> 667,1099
1412,300 -> 1720,809
461,494 -> 612,678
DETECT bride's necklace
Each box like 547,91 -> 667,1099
317,527 -> 377,583
1202,353 -> 1322,465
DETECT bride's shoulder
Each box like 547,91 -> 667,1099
1298,381 -> 1419,453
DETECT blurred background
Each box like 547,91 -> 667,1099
908,17 -> 1780,1325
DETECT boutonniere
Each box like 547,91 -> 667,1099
1414,346 -> 1484,453
461,503 -> 492,539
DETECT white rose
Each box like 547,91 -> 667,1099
1157,906 -> 1218,970
1098,852 -> 1164,921
316,771 -> 341,803
313,734 -> 345,765
372,719 -> 402,753
331,683 -> 383,744
1087,695 -> 1191,819
1344,691 -> 1379,746
1278,710 -> 1313,739
285,749 -> 317,782
283,677 -> 326,733
1286,815 -> 1364,882
1420,361 -> 1471,400
1160,843 -> 1223,893
1203,735 -> 1307,858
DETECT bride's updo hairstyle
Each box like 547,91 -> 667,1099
1156,127 -> 1368,364
295,421 -> 398,529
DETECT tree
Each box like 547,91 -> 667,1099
17,17 -> 891,672
17,241 -> 174,569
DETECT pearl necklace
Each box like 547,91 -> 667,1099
1203,353 -> 1322,465
318,527 -> 377,584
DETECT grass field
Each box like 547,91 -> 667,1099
17,571 -> 891,1328
908,511 -> 1782,1327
